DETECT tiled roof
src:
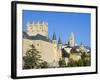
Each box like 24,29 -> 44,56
23,32 -> 52,42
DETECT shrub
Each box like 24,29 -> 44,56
62,49 -> 70,57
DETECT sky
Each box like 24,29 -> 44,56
22,10 -> 91,47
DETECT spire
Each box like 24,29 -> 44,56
64,40 -> 67,45
67,41 -> 70,47
32,21 -> 34,25
52,32 -> 56,40
80,42 -> 84,47
58,37 -> 62,44
26,21 -> 30,27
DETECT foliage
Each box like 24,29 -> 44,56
39,61 -> 49,68
62,49 -> 70,57
68,59 -> 84,67
83,59 -> 91,66
67,59 -> 77,67
76,59 -> 84,66
68,53 -> 91,67
81,52 -> 86,59
70,47 -> 79,53
81,53 -> 91,66
23,44 -> 49,69
59,58 -> 66,67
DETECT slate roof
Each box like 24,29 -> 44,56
58,37 -> 62,44
52,32 -> 56,40
23,32 -> 52,42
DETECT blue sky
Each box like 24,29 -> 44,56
22,10 -> 91,47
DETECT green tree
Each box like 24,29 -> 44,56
70,47 -> 79,53
67,52 -> 91,67
81,53 -> 91,66
77,59 -> 84,66
62,49 -> 69,57
83,59 -> 91,66
81,52 -> 86,59
39,61 -> 49,68
23,44 -> 48,69
68,59 -> 77,67
59,58 -> 66,67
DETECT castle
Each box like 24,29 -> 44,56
22,21 -> 89,68
26,21 -> 48,37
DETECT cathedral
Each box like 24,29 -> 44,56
22,21 -> 79,67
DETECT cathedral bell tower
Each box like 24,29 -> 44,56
69,32 -> 75,47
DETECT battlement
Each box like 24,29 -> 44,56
26,21 -> 48,37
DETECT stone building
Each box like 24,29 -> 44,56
26,21 -> 48,37
22,21 -> 86,68
23,21 -> 62,67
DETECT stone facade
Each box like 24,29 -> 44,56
22,39 -> 62,66
23,21 -> 62,67
26,21 -> 48,37
22,21 -> 86,67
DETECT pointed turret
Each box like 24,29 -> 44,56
57,37 -> 62,60
58,37 -> 62,49
52,32 -> 56,40
67,41 -> 70,47
52,32 -> 57,44
80,42 -> 84,48
58,37 -> 62,44
64,40 -> 67,45
26,21 -> 31,28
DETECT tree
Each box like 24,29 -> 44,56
39,61 -> 49,68
68,59 -> 84,67
76,59 -> 84,66
59,58 -> 66,67
67,52 -> 91,67
23,44 -> 48,69
81,53 -> 91,66
70,47 -> 79,53
67,59 -> 77,67
62,49 -> 69,57
81,52 -> 86,59
83,59 -> 91,66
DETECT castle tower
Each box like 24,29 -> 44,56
52,32 -> 57,44
26,21 -> 33,35
58,37 -> 62,59
58,37 -> 62,49
26,21 -> 48,37
69,32 -> 75,47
